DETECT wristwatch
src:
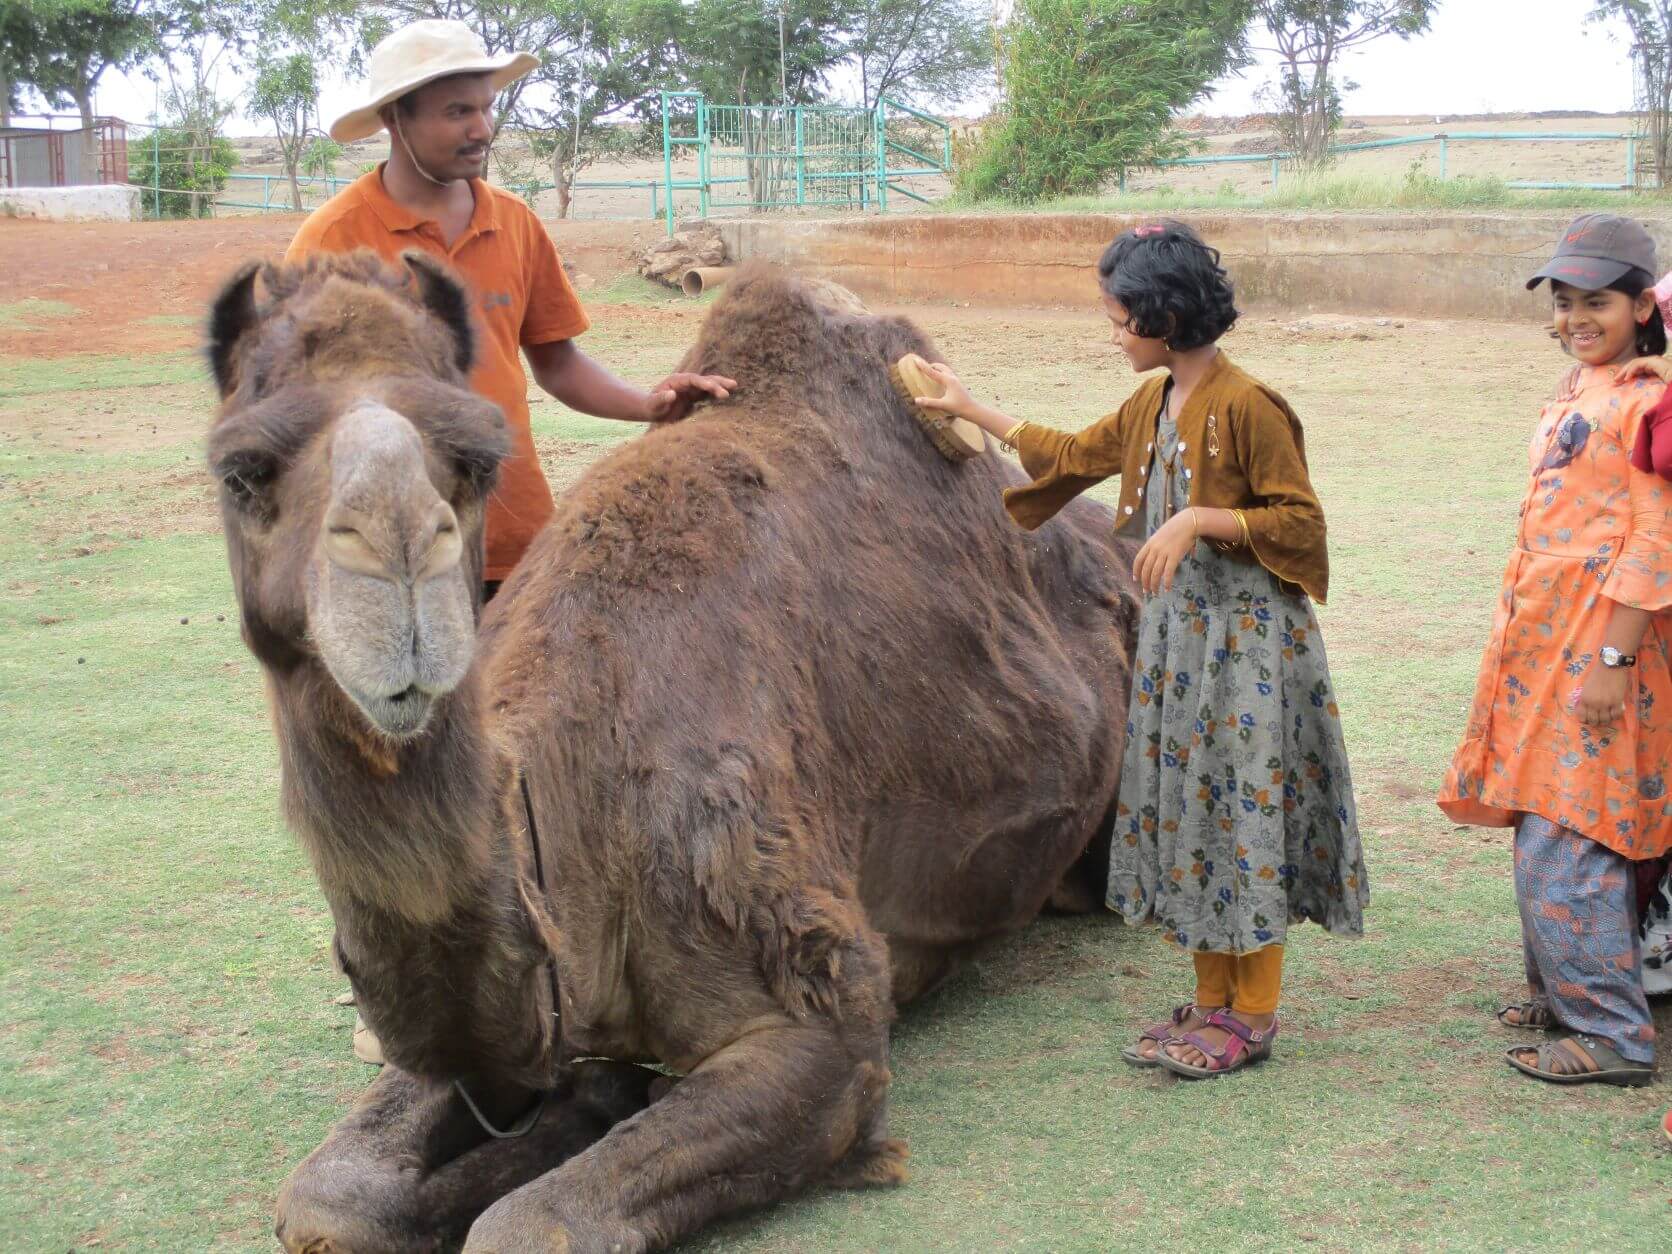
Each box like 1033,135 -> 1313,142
1600,646 -> 1637,669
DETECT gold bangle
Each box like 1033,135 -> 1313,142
1000,420 -> 1027,451
1190,507 -> 1200,540
1212,508 -> 1253,554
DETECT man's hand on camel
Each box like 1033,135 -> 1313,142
644,372 -> 738,423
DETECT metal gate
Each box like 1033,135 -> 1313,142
659,92 -> 952,233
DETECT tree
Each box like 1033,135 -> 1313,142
156,27 -> 232,135
1251,1 -> 1436,168
250,51 -> 319,211
510,0 -> 679,218
841,0 -> 993,109
1591,2 -> 1672,186
0,0 -> 161,180
360,0 -> 595,140
957,0 -> 1250,203
675,0 -> 858,105
152,30 -> 236,213
0,1 -> 46,122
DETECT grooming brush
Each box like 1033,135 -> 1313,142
890,353 -> 986,463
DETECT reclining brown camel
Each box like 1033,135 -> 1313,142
205,252 -> 1139,1252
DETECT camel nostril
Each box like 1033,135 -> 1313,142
388,686 -> 418,703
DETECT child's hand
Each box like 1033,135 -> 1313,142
1133,509 -> 1198,596
914,362 -> 976,419
1617,355 -> 1672,383
1575,665 -> 1630,727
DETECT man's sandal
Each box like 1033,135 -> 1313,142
1121,1004 -> 1214,1068
1504,1034 -> 1653,1087
1495,998 -> 1555,1031
1156,1009 -> 1278,1080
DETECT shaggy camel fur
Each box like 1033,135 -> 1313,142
206,253 -> 1139,1252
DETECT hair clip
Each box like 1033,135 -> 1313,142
1133,224 -> 1165,237
1655,270 -> 1672,327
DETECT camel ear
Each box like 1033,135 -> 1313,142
402,250 -> 475,377
206,261 -> 262,398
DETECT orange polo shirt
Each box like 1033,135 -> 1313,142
285,166 -> 590,581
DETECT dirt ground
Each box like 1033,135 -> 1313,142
0,215 -> 667,359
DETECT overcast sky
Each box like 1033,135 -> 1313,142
57,0 -> 1645,134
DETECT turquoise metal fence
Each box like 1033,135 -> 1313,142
133,91 -> 951,224
219,172 -> 357,212
658,91 -> 953,234
1145,130 -> 1642,192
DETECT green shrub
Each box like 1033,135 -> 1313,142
129,128 -> 238,219
301,137 -> 345,181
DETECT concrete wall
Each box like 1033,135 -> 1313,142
0,184 -> 142,223
718,213 -> 1672,321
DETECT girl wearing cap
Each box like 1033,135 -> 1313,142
916,222 -> 1367,1079
1439,212 -> 1672,1087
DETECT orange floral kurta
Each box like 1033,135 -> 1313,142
1440,365 -> 1672,859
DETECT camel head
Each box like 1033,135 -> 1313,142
207,253 -> 558,1094
205,250 -> 509,741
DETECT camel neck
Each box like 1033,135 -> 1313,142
275,668 -> 504,924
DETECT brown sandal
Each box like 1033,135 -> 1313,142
1505,1034 -> 1653,1087
1495,998 -> 1555,1031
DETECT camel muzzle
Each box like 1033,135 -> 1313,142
310,403 -> 479,739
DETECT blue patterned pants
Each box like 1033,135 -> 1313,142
1514,814 -> 1655,1064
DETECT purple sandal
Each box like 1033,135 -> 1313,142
1121,1004 -> 1215,1068
1156,1008 -> 1278,1079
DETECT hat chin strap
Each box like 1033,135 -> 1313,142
391,113 -> 454,189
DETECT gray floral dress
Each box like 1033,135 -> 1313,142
1105,401 -> 1368,952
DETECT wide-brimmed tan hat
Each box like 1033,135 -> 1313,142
329,19 -> 538,143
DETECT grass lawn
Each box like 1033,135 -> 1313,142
2,289 -> 1669,1252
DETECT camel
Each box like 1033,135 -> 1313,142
204,251 -> 1140,1253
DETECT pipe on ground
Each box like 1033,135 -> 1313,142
680,266 -> 734,298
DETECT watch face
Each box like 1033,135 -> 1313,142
1602,647 -> 1621,666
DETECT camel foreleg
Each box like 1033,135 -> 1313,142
274,1061 -> 657,1254
461,1021 -> 906,1254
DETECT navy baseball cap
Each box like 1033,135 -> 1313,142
1527,213 -> 1658,291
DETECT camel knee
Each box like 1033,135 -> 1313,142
275,1159 -> 426,1254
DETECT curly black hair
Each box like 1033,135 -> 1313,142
1097,221 -> 1239,351
1605,266 -> 1668,358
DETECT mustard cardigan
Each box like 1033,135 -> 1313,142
1003,352 -> 1330,603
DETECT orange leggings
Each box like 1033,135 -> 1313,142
1192,945 -> 1284,1016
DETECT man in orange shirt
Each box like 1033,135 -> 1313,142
291,21 -> 733,1063
287,19 -> 734,593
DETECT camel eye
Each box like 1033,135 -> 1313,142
216,452 -> 275,511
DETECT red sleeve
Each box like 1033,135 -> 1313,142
1633,387 -> 1672,479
